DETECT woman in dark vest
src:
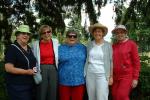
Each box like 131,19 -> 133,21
5,25 -> 37,100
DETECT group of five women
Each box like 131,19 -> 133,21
4,23 -> 140,100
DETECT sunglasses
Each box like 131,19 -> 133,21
67,34 -> 77,38
42,31 -> 52,34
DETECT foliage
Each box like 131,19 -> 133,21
0,0 -> 132,48
0,61 -> 7,100
0,0 -> 38,52
139,60 -> 150,100
113,0 -> 150,52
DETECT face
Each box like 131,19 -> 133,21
66,33 -> 78,45
41,28 -> 52,41
114,29 -> 127,41
93,28 -> 104,41
16,32 -> 30,44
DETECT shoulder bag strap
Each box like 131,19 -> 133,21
11,44 -> 30,69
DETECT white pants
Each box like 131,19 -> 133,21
86,72 -> 108,100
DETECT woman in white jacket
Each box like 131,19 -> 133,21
31,25 -> 58,100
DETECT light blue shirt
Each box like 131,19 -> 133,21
58,43 -> 87,86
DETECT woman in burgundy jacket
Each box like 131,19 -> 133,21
111,25 -> 141,100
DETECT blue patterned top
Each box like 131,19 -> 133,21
58,43 -> 87,86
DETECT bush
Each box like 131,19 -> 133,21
0,61 -> 8,100
131,55 -> 150,100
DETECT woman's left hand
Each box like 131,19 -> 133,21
108,76 -> 113,86
132,80 -> 138,88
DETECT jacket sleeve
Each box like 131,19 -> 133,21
31,41 -> 41,71
109,44 -> 113,77
131,41 -> 141,80
84,41 -> 91,77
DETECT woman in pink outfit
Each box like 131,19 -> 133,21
111,25 -> 141,100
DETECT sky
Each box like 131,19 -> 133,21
100,0 -> 131,42
98,3 -> 115,42
81,3 -> 116,42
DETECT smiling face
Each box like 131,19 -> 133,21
93,28 -> 104,41
41,28 -> 52,41
16,32 -> 30,45
114,28 -> 127,41
66,32 -> 78,45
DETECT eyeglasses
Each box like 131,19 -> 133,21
42,31 -> 52,34
67,35 -> 77,38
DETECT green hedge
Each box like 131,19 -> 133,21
0,61 -> 8,100
130,55 -> 150,100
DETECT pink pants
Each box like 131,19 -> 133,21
59,84 -> 85,100
111,78 -> 132,100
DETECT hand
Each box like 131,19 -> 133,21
132,80 -> 138,88
26,69 -> 35,75
33,67 -> 37,73
108,76 -> 113,86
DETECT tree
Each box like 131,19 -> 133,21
114,0 -> 150,52
0,0 -> 131,49
0,0 -> 38,50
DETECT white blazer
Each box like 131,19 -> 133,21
31,38 -> 59,71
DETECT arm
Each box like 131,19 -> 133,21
84,41 -> 91,77
109,44 -> 113,85
131,41 -> 141,88
131,42 -> 141,80
5,63 -> 35,75
5,45 -> 35,75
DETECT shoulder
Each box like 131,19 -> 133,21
112,42 -> 118,47
127,39 -> 137,45
78,43 -> 86,48
127,40 -> 138,49
86,41 -> 93,47
5,44 -> 18,56
52,38 -> 58,43
103,41 -> 112,49
6,44 -> 16,51
31,40 -> 39,46
77,43 -> 87,52
59,44 -> 66,49
104,40 -> 112,45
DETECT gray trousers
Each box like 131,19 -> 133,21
37,64 -> 58,100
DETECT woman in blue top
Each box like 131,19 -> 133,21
58,30 -> 87,100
